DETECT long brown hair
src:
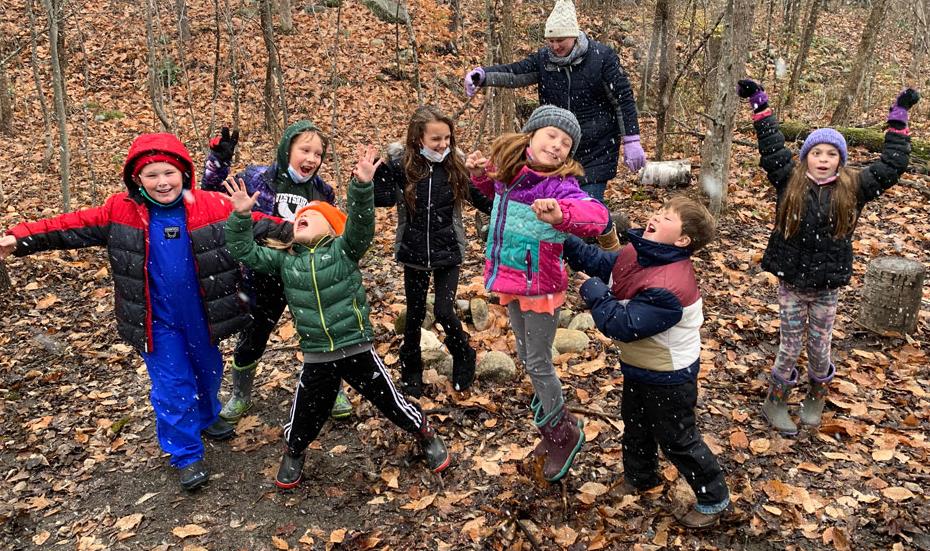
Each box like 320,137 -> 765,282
775,160 -> 860,239
402,105 -> 470,214
488,132 -> 584,185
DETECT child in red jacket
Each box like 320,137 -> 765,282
0,133 -> 290,491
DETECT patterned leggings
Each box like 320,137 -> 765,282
772,281 -> 839,381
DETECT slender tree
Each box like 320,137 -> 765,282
175,0 -> 191,40
277,0 -> 294,33
41,0 -> 71,212
780,0 -> 822,113
260,0 -> 288,135
145,0 -> 174,130
26,0 -> 54,169
699,0 -> 757,217
653,0 -> 678,160
830,0 -> 890,125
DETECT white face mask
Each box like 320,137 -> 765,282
420,146 -> 450,163
287,165 -> 313,184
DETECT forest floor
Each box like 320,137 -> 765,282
1,0 -> 929,549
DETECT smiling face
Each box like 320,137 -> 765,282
293,209 -> 333,244
288,132 -> 325,180
421,121 -> 451,155
528,126 -> 572,168
137,162 -> 183,204
805,144 -> 841,180
547,37 -> 576,57
643,207 -> 691,248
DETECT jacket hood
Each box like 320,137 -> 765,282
275,120 -> 326,185
627,228 -> 692,267
122,133 -> 196,193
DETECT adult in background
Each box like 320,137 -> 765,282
464,0 -> 645,251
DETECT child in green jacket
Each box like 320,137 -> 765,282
223,145 -> 451,488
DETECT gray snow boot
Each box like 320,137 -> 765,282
799,364 -> 834,427
762,369 -> 798,436
219,360 -> 257,422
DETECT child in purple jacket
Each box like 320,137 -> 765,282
465,105 -> 608,482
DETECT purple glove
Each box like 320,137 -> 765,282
888,88 -> 920,128
465,67 -> 485,97
622,135 -> 646,172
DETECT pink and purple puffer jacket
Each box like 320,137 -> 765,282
473,165 -> 608,296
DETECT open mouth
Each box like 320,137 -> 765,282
296,219 -> 309,230
545,151 -> 561,162
645,222 -> 656,233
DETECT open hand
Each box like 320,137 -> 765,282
222,177 -> 259,215
532,198 -> 563,225
353,144 -> 383,183
0,234 -> 16,260
465,150 -> 488,178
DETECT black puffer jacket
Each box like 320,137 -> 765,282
374,150 -> 493,269
483,35 -> 640,184
754,114 -> 911,290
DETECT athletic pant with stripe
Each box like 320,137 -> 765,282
284,349 -> 424,454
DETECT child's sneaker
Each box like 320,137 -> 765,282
417,425 -> 451,473
179,460 -> 209,491
275,450 -> 306,489
330,389 -> 353,420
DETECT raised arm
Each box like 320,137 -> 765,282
222,179 -> 285,274
202,127 -> 238,192
581,280 -> 683,342
342,145 -> 380,262
738,79 -> 794,192
859,89 -> 919,204
373,152 -> 403,208
602,49 -> 644,172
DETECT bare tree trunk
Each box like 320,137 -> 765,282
26,0 -> 54,170
699,0 -> 756,217
73,16 -> 100,203
907,0 -> 930,84
52,0 -> 67,82
781,0 -> 801,55
42,0 -> 71,212
780,0 -> 822,113
830,0 -> 889,125
403,0 -> 424,106
175,0 -> 204,151
207,0 -> 221,143
0,61 -> 12,136
495,0 -> 516,132
277,0 -> 294,33
221,0 -> 242,134
145,0 -> 173,131
654,0 -> 678,161
638,7 -> 663,112
260,0 -> 288,135
175,0 -> 191,40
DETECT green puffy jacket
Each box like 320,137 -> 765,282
225,179 -> 375,354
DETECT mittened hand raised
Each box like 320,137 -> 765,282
895,88 -> 920,109
736,79 -> 761,98
210,127 -> 239,165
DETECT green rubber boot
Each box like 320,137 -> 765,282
330,388 -> 353,420
219,360 -> 257,422
762,369 -> 798,436
799,364 -> 834,427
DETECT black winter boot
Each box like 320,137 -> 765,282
179,460 -> 209,491
446,332 -> 476,392
417,424 -> 451,473
399,344 -> 424,398
202,418 -> 236,441
275,449 -> 306,489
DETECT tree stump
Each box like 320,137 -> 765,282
858,256 -> 926,335
639,159 -> 691,187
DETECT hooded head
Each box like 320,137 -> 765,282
122,133 -> 196,196
276,120 -> 329,185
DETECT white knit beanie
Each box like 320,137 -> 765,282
545,0 -> 580,38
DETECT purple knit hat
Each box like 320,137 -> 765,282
799,128 -> 848,166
